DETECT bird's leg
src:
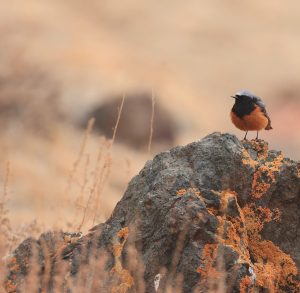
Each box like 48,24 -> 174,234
256,131 -> 259,140
244,131 -> 248,140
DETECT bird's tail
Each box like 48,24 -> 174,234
265,124 -> 273,130
265,116 -> 272,130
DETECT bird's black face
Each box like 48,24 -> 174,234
231,94 -> 256,117
232,94 -> 254,104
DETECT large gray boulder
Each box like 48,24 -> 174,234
5,133 -> 300,292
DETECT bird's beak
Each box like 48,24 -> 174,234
231,96 -> 236,99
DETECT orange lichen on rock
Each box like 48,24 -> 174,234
251,176 -> 271,199
111,269 -> 135,293
219,190 -> 237,212
243,204 -> 300,292
251,154 -> 284,199
220,216 -> 250,263
111,227 -> 134,293
176,187 -> 200,197
176,188 -> 187,196
5,279 -> 17,293
264,154 -> 284,182
249,140 -> 269,160
242,148 -> 258,168
199,188 -> 299,292
240,276 -> 253,293
6,257 -> 19,273
242,205 -> 278,241
241,141 -> 284,199
197,244 -> 222,281
251,240 -> 298,291
216,190 -> 250,263
207,207 -> 218,216
4,257 -> 20,293
113,243 -> 124,259
196,189 -> 251,278
117,227 -> 129,239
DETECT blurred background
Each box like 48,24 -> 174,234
0,0 -> 299,236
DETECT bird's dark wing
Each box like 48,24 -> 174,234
254,98 -> 273,130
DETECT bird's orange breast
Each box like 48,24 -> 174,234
231,106 -> 269,131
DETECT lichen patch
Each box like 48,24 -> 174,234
111,227 -> 134,293
243,204 -> 299,292
251,154 -> 284,199
196,188 -> 299,292
242,148 -> 258,168
176,188 -> 200,197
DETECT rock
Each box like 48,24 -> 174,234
82,92 -> 176,149
5,133 -> 300,292
5,232 -> 82,293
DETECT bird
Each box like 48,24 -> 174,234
230,90 -> 272,140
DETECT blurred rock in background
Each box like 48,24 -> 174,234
0,59 -> 62,137
83,92 -> 177,150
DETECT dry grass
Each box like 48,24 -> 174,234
147,89 -> 155,153
0,163 -> 10,292
0,80 -> 196,293
0,162 -> 10,247
0,67 -> 143,292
